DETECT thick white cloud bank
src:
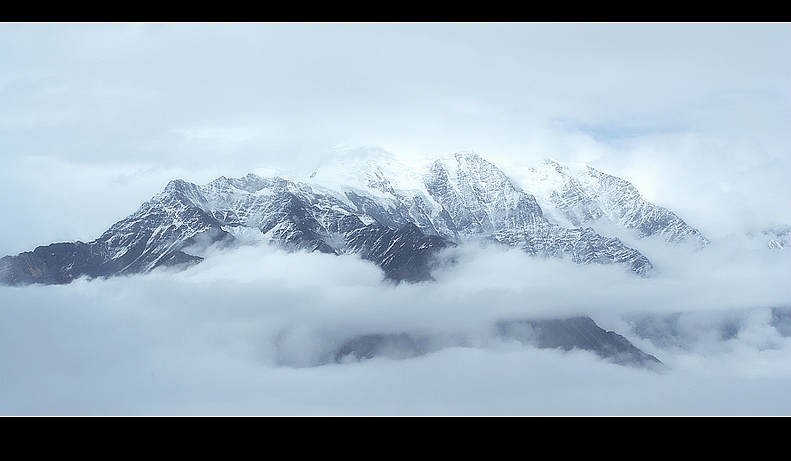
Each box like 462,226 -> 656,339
1,23 -> 789,415
1,242 -> 789,415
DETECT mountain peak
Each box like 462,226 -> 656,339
3,149 -> 721,286
511,158 -> 709,247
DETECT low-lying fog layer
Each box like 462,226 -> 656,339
1,237 -> 789,415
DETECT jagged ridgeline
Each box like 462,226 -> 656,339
1,150 -> 709,286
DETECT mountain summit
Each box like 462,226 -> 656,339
515,159 -> 709,248
1,149 -> 710,286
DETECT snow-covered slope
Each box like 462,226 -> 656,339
0,170 -> 448,285
308,149 -> 653,275
510,159 -> 709,247
4,148 -> 721,286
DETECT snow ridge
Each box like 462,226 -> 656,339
517,159 -> 709,247
3,149 -> 719,285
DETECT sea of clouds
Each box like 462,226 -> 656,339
1,23 -> 788,415
1,234 -> 788,415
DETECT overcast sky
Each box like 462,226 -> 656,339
1,23 -> 789,415
1,23 -> 789,254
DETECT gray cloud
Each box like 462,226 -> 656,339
0,23 -> 789,415
1,240 -> 789,415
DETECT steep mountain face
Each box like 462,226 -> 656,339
0,179 -> 226,285
497,316 -> 663,368
0,171 -> 450,285
311,150 -> 654,275
2,148 -> 714,286
514,159 -> 709,247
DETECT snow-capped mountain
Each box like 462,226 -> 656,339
0,173 -> 447,285
308,148 -> 653,274
510,159 -> 709,247
2,148 -> 714,286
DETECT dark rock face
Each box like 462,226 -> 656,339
497,316 -> 663,368
0,240 -> 207,286
333,333 -> 433,362
0,242 -> 104,285
345,222 -> 449,282
327,316 -> 662,369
